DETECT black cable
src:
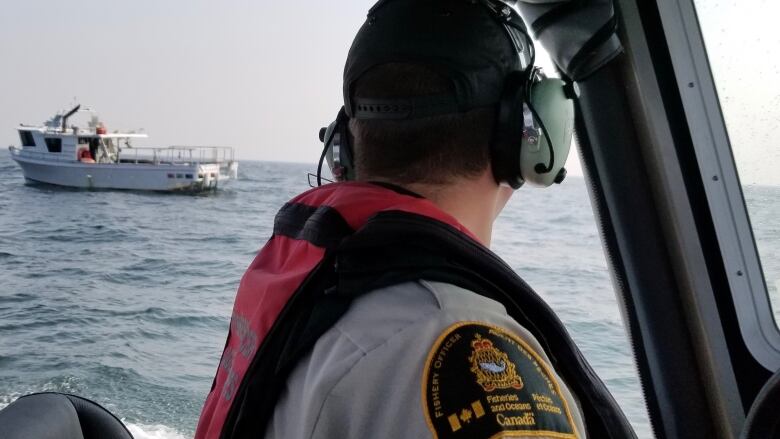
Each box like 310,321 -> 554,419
316,144 -> 328,187
316,121 -> 339,186
528,102 -> 555,173
521,30 -> 555,174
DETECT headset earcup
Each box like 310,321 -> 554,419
521,78 -> 574,187
336,112 -> 356,181
491,71 -> 528,189
322,119 -> 338,178
322,108 -> 356,182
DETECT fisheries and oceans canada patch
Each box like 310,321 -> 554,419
422,322 -> 578,439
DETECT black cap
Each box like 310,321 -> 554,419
343,0 -> 530,120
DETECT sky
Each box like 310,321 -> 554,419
0,1 -> 364,165
693,0 -> 780,186
0,1 -> 777,184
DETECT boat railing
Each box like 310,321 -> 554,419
9,145 -> 237,169
117,146 -> 235,165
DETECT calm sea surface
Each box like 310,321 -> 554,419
1,151 -> 778,439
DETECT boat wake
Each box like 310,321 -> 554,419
126,423 -> 188,439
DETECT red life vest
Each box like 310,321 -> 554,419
194,182 -> 475,439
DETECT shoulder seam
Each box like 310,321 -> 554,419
333,324 -> 368,355
417,279 -> 445,309
331,280 -> 443,354
306,308 -> 440,439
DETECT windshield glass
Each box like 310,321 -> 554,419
693,0 -> 780,324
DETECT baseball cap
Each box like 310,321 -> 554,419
343,0 -> 531,120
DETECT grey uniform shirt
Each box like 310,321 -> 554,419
265,280 -> 587,439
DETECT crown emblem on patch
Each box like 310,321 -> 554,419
468,334 -> 523,392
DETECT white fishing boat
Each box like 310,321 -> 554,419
8,105 -> 238,192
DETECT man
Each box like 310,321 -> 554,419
196,1 -> 634,438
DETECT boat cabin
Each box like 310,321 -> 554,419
15,105 -> 147,164
17,127 -> 147,164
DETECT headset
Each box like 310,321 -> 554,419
317,107 -> 352,185
317,0 -> 576,189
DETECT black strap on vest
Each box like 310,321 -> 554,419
221,211 -> 636,439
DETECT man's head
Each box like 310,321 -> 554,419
349,63 -> 495,185
340,0 -> 529,188
320,0 -> 576,242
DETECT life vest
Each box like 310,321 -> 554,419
194,182 -> 635,439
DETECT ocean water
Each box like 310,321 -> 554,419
1,152 -> 778,439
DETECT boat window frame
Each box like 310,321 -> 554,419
44,137 -> 63,153
19,130 -> 36,147
655,0 -> 780,369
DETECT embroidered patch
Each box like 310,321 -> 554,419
422,322 -> 578,439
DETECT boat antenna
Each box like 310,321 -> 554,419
61,105 -> 81,131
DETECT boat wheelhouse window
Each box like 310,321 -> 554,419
693,0 -> 780,328
44,138 -> 62,153
78,137 -> 90,144
19,131 -> 35,147
185,174 -> 193,179
672,0 -> 780,372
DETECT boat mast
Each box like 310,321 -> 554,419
60,105 -> 81,132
